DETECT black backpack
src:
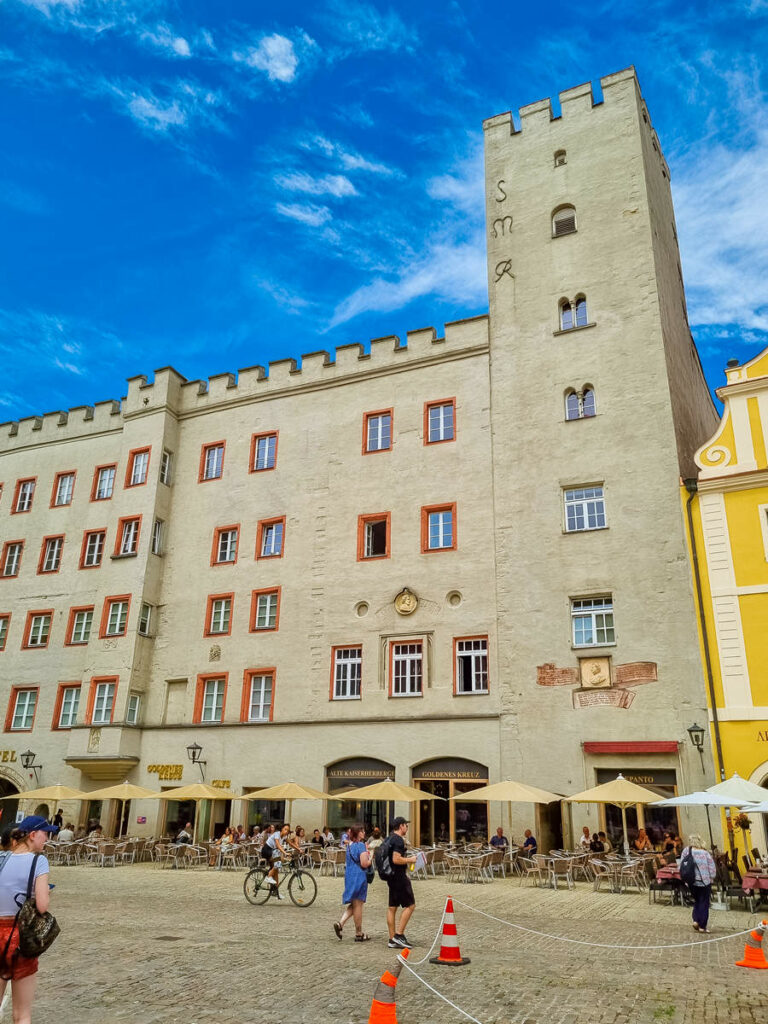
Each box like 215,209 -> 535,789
374,837 -> 394,880
679,847 -> 697,886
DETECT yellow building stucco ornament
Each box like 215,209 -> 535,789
394,588 -> 419,616
580,657 -> 612,689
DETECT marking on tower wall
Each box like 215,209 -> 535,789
494,260 -> 513,282
491,216 -> 513,238
494,180 -> 507,202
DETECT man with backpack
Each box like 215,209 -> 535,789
376,817 -> 418,948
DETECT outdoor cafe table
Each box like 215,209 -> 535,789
654,863 -> 688,904
742,871 -> 768,894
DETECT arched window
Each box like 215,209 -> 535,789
564,387 -> 596,421
560,300 -> 573,331
552,205 -> 576,237
554,149 -> 567,167
565,390 -> 580,421
575,296 -> 588,327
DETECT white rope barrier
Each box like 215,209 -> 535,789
397,956 -> 485,1024
451,897 -> 758,950
408,902 -> 446,965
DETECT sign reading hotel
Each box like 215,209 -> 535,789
0,751 -> 17,763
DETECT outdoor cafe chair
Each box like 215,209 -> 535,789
590,859 -> 617,892
320,848 -> 346,877
549,857 -> 575,890
182,845 -> 208,869
95,842 -> 118,868
465,852 -> 494,884
430,847 -> 447,874
488,848 -> 508,878
518,856 -> 543,887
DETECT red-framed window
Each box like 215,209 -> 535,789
37,534 -> 65,575
330,646 -> 362,701
1,540 -> 24,578
211,525 -> 240,566
52,682 -> 81,730
50,470 -> 76,507
125,446 -> 151,488
362,409 -> 392,454
11,477 -> 36,514
250,431 -> 278,472
204,593 -> 234,637
424,398 -> 456,445
420,503 -> 457,552
86,676 -> 118,725
194,673 -> 228,724
256,517 -> 285,559
21,609 -> 53,650
114,516 -> 141,557
79,529 -> 106,569
249,588 -> 281,632
356,512 -> 390,560
4,686 -> 39,732
99,595 -> 131,638
453,636 -> 489,695
388,640 -> 423,697
199,441 -> 225,482
91,464 -> 117,501
0,613 -> 10,651
240,668 -> 275,723
65,605 -> 95,646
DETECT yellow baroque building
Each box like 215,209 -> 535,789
686,346 -> 768,855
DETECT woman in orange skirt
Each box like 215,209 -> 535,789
0,815 -> 55,1024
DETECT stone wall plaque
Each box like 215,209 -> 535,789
579,657 -> 612,689
573,689 -> 635,710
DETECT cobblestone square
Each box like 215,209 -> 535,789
16,864 -> 768,1024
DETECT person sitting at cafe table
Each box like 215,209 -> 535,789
662,831 -> 675,854
579,825 -> 592,849
57,822 -> 75,843
175,822 -> 193,845
633,828 -> 653,852
490,827 -> 510,850
311,828 -> 325,848
522,829 -> 537,856
589,832 -> 604,853
598,831 -> 612,853
672,834 -> 683,856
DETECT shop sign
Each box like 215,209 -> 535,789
327,758 -> 395,779
758,731 -> 768,741
211,780 -> 231,789
0,751 -> 16,763
412,757 -> 488,781
147,764 -> 183,781
596,768 -> 677,787
136,816 -> 147,824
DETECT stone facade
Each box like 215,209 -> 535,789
0,67 -> 718,846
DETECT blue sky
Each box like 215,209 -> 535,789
1,0 -> 767,420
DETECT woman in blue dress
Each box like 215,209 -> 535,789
333,824 -> 371,942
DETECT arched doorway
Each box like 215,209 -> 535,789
412,757 -> 489,845
326,757 -> 395,834
0,777 -> 20,830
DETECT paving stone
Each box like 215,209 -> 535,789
18,865 -> 768,1023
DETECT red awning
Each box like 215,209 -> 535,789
582,741 -> 679,754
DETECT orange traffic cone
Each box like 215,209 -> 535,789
429,896 -> 471,966
368,947 -> 409,1023
736,919 -> 768,969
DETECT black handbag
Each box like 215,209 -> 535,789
16,854 -> 60,958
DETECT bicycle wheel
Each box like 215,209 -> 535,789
244,869 -> 272,905
288,870 -> 318,907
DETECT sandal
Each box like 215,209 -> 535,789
334,922 -> 343,940
354,933 -> 371,942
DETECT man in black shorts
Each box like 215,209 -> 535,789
386,817 -> 418,948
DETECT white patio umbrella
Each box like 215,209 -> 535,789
651,791 -> 750,850
706,773 -> 768,803
337,778 -> 443,836
448,779 -> 560,840
241,782 -> 341,827
85,781 -> 160,838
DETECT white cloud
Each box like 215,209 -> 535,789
339,150 -> 395,175
234,33 -> 305,83
17,0 -> 80,12
673,65 -> 768,334
114,80 -> 226,135
140,24 -> 192,58
322,0 -> 413,54
275,171 -> 357,197
256,279 -> 315,315
427,147 -> 484,214
328,234 -> 487,328
276,203 -> 332,227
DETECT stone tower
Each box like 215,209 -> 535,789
483,67 -> 719,845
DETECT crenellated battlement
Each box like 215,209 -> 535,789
0,316 -> 488,450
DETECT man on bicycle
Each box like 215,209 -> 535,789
263,823 -> 291,900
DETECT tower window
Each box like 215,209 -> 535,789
554,150 -> 567,167
564,387 -> 597,421
560,301 -> 573,331
575,296 -> 588,327
552,205 -> 576,237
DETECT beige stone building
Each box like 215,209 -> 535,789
0,67 -> 719,847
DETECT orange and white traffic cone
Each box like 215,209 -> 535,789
429,896 -> 471,966
368,947 -> 409,1023
736,919 -> 768,969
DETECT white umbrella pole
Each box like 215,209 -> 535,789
621,806 -> 629,858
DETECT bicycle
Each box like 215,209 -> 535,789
243,856 -> 318,907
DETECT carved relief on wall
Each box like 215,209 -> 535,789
536,658 -> 658,710
394,588 -> 418,616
